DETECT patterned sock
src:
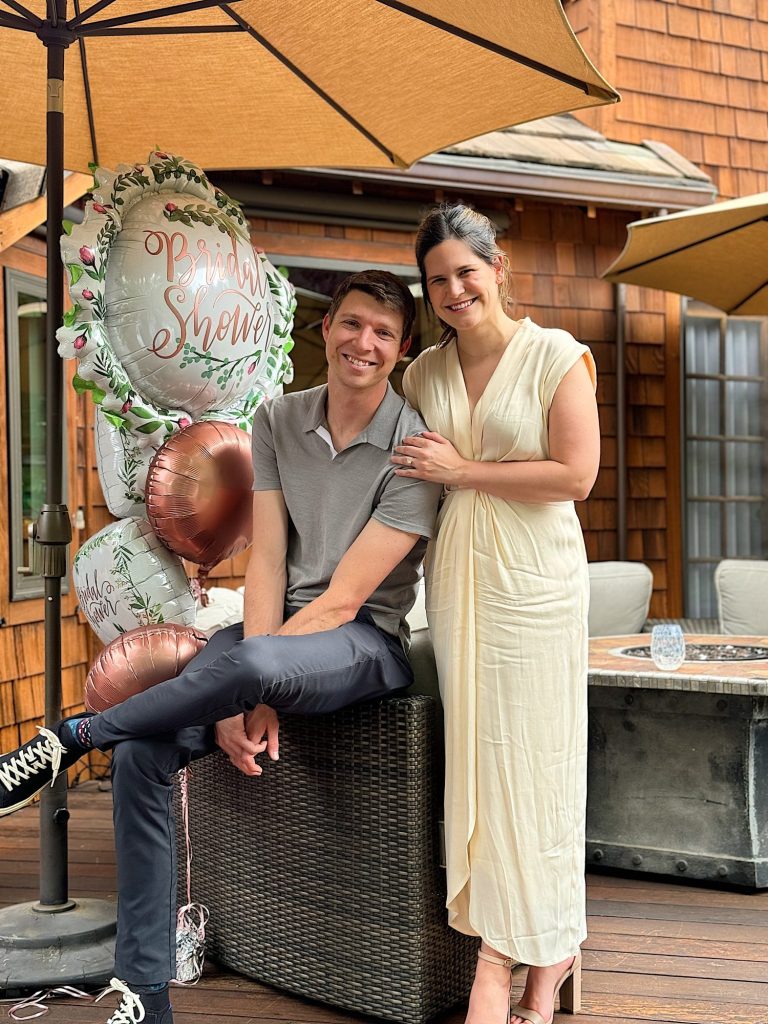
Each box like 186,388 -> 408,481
75,717 -> 93,749
58,716 -> 93,752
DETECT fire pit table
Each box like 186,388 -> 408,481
587,634 -> 768,888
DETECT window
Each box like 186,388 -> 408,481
4,268 -> 68,600
684,303 -> 767,616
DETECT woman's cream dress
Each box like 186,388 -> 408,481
402,319 -> 596,966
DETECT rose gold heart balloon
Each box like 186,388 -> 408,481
146,421 -> 253,572
85,622 -> 209,712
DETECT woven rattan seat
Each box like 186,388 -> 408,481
176,694 -> 476,1023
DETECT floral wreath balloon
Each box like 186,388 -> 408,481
58,150 -> 295,517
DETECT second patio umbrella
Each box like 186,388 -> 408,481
602,191 -> 768,315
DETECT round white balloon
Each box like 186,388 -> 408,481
74,517 -> 195,644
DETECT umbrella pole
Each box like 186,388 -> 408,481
38,8 -> 73,914
0,2 -> 116,994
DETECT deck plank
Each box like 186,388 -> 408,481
1,785 -> 767,1024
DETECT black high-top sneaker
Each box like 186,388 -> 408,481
0,726 -> 83,817
100,979 -> 173,1024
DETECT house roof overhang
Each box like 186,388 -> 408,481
215,116 -> 717,227
287,114 -> 718,215
298,149 -> 717,215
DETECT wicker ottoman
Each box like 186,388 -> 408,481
177,694 -> 476,1023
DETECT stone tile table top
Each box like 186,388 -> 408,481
588,634 -> 768,697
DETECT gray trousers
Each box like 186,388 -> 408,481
90,610 -> 412,984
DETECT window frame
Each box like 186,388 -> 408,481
682,301 -> 768,616
4,266 -> 69,601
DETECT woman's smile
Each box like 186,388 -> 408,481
445,298 -> 477,312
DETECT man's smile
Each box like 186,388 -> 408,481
342,353 -> 377,367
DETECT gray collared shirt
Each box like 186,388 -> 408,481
251,384 -> 441,643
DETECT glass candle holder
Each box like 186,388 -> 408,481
650,624 -> 686,671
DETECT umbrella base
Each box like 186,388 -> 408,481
0,898 -> 116,995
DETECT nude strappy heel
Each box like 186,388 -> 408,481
510,950 -> 582,1024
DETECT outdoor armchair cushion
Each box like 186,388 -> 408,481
194,586 -> 244,637
715,559 -> 768,635
588,560 -> 653,636
408,576 -> 429,632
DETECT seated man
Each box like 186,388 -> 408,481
0,270 -> 441,1024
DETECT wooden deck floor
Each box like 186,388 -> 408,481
1,785 -> 767,1024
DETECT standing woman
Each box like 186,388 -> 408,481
393,204 -> 599,1024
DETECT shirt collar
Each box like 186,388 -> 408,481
302,383 -> 404,452
303,385 -> 330,434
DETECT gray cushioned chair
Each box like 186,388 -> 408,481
588,560 -> 653,637
715,559 -> 768,635
176,588 -> 475,1024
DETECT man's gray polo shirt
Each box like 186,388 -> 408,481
251,383 -> 441,643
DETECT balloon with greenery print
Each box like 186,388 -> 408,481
58,150 -> 295,514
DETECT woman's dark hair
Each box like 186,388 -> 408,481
327,269 -> 415,343
415,203 -> 512,345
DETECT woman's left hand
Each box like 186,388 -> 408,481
392,431 -> 467,486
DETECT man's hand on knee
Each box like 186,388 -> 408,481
245,704 -> 280,762
215,713 -> 268,776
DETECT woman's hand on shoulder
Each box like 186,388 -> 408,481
392,431 -> 468,486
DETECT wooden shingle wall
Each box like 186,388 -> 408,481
568,0 -> 768,200
0,237 -> 109,778
501,206 -> 624,568
623,287 -> 684,614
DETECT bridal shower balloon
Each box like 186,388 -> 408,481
58,150 -> 295,516
94,407 -> 163,520
73,517 -> 196,644
61,152 -> 294,649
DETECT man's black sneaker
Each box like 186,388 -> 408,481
0,726 -> 82,817
99,979 -> 173,1024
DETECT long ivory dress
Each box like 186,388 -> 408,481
402,319 -> 596,966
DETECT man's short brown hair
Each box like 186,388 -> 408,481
327,270 -> 415,343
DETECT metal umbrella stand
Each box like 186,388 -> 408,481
0,0 -> 619,991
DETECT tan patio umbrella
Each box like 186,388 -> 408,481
602,192 -> 768,315
2,1 -> 618,171
0,0 -> 618,994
